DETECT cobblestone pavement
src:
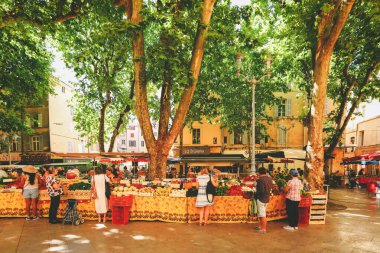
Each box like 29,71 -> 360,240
0,188 -> 379,253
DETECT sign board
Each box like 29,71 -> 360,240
0,153 -> 21,162
182,147 -> 210,155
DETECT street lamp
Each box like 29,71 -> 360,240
278,117 -> 296,150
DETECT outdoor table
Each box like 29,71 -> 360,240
0,191 -> 288,223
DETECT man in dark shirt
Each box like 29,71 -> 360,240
255,167 -> 273,233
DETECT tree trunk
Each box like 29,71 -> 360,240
121,0 -> 216,178
98,104 -> 107,152
107,104 -> 132,152
98,91 -> 111,153
108,80 -> 134,152
306,0 -> 355,191
148,144 -> 171,179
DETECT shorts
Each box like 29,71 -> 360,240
257,199 -> 268,218
23,188 -> 39,199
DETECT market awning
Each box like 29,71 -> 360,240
180,154 -> 248,163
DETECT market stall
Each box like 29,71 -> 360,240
0,165 -> 300,223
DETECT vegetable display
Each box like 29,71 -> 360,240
68,182 -> 91,190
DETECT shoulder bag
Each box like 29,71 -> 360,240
91,176 -> 97,199
104,175 -> 111,199
206,175 -> 216,203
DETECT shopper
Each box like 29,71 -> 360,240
255,167 -> 273,233
92,166 -> 110,223
21,165 -> 39,220
46,167 -> 63,224
283,169 -> 303,231
196,167 -> 218,226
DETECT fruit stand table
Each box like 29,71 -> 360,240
0,191 -> 288,223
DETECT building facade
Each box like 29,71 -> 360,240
2,77 -> 87,164
113,120 -> 158,153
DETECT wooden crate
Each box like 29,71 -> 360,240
309,194 -> 327,225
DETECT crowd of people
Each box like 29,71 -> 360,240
18,163 -> 304,231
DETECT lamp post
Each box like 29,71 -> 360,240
251,80 -> 256,173
278,117 -> 295,150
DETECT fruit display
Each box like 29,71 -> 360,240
139,187 -> 154,196
226,185 -> 243,196
154,187 -> 172,197
169,189 -> 187,197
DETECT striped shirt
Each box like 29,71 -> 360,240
286,177 -> 303,201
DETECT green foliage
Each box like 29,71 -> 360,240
0,24 -> 52,133
55,4 -> 134,148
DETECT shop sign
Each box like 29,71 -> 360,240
183,147 -> 210,155
356,146 -> 380,155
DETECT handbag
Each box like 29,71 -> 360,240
206,175 -> 216,203
104,175 -> 111,199
91,176 -> 97,199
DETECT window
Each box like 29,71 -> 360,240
358,131 -> 364,146
350,137 -> 355,144
11,139 -> 21,152
130,133 -> 135,138
62,86 -> 65,93
122,140 -> 126,145
32,114 -> 43,128
67,142 -> 73,152
192,129 -> 200,144
275,99 -> 291,117
223,136 -> 227,144
31,136 -> 42,151
234,132 -> 243,144
277,128 -> 286,145
277,99 -> 286,117
129,140 -> 136,147
128,126 -> 135,130
141,141 -> 145,147
213,137 -> 217,144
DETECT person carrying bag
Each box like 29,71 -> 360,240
195,167 -> 218,226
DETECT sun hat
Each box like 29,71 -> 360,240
290,169 -> 299,176
22,165 -> 38,174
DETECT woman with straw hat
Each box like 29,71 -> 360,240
21,165 -> 39,220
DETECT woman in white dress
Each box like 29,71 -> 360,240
196,167 -> 218,226
92,167 -> 110,223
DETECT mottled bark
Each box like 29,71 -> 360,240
306,0 -> 355,191
119,0 -> 216,178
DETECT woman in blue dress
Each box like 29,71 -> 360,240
196,167 -> 218,225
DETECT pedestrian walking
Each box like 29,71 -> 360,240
283,169 -> 303,231
255,167 -> 273,233
46,167 -> 63,224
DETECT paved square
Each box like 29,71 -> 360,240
0,189 -> 379,253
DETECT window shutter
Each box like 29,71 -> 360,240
40,135 -> 44,151
230,132 -> 234,145
38,114 -> 43,127
274,105 -> 278,117
242,131 -> 248,144
26,117 -> 31,127
285,99 -> 291,116
26,136 -> 31,151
